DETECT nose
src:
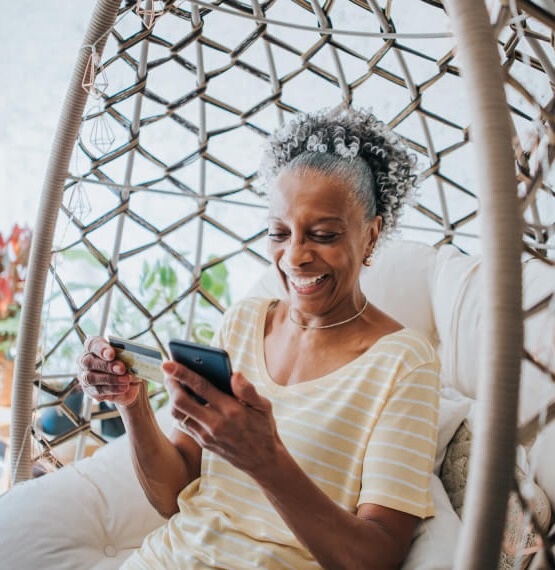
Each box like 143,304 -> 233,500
283,234 -> 313,267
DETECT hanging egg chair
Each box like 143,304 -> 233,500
2,0 -> 555,568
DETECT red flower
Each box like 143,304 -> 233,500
0,224 -> 32,320
0,277 -> 14,320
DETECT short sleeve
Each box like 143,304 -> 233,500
209,297 -> 262,351
358,359 -> 440,518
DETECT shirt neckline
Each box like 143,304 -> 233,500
254,298 -> 407,395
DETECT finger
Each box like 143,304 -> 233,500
231,372 -> 269,410
80,371 -> 133,389
85,336 -> 115,361
168,381 -> 212,423
163,361 -> 228,411
175,416 -> 205,445
92,384 -> 131,396
169,394 -> 210,437
165,372 -> 213,424
78,352 -> 127,375
85,383 -> 132,402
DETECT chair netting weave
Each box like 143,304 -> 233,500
9,0 -> 555,567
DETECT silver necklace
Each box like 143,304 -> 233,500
289,297 -> 368,330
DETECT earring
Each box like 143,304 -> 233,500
363,255 -> 372,267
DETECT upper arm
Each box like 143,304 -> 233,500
357,502 -> 419,567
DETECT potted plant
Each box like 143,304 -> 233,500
0,224 -> 32,406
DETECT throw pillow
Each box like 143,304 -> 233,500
528,522 -> 555,569
441,421 -> 552,569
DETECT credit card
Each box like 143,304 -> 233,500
108,335 -> 164,384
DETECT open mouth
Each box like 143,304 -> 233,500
288,273 -> 329,293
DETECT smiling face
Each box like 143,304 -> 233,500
268,167 -> 381,324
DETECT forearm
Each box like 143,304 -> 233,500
118,385 -> 194,518
253,444 -> 401,570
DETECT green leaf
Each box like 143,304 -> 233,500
212,262 -> 228,281
159,265 -> 169,287
201,272 -> 213,291
142,264 -> 156,292
60,249 -> 98,265
193,322 -> 214,344
212,283 -> 224,299
146,290 -> 161,311
167,266 -> 177,288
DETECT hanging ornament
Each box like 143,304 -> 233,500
135,0 -> 165,30
68,182 -> 92,222
88,105 -> 116,154
81,45 -> 109,99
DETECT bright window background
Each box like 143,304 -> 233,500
0,2 -> 97,233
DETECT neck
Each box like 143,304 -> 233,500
288,296 -> 368,331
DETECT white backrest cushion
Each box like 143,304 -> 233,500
520,258 -> 555,424
250,239 -> 439,343
432,245 -> 482,399
433,245 -> 555,424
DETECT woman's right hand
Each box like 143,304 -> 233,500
78,336 -> 141,408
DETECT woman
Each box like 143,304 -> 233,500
79,108 -> 440,569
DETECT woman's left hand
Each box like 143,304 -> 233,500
163,360 -> 281,478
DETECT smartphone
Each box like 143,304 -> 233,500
169,339 -> 233,404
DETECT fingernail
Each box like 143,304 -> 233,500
113,363 -> 125,374
102,348 -> 113,360
162,361 -> 177,375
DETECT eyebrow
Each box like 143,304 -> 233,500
267,216 -> 346,223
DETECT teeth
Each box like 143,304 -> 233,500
289,274 -> 326,288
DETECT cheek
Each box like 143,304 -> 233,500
322,243 -> 352,263
326,246 -> 363,278
267,242 -> 288,277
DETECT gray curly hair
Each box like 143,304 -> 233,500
260,107 -> 418,237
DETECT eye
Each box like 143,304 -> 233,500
267,231 -> 289,242
311,232 -> 339,243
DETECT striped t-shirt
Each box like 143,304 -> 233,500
124,297 -> 440,569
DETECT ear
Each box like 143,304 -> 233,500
364,215 -> 382,260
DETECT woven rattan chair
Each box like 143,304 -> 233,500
3,1 -> 555,568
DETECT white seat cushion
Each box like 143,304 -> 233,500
0,406 -> 173,569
